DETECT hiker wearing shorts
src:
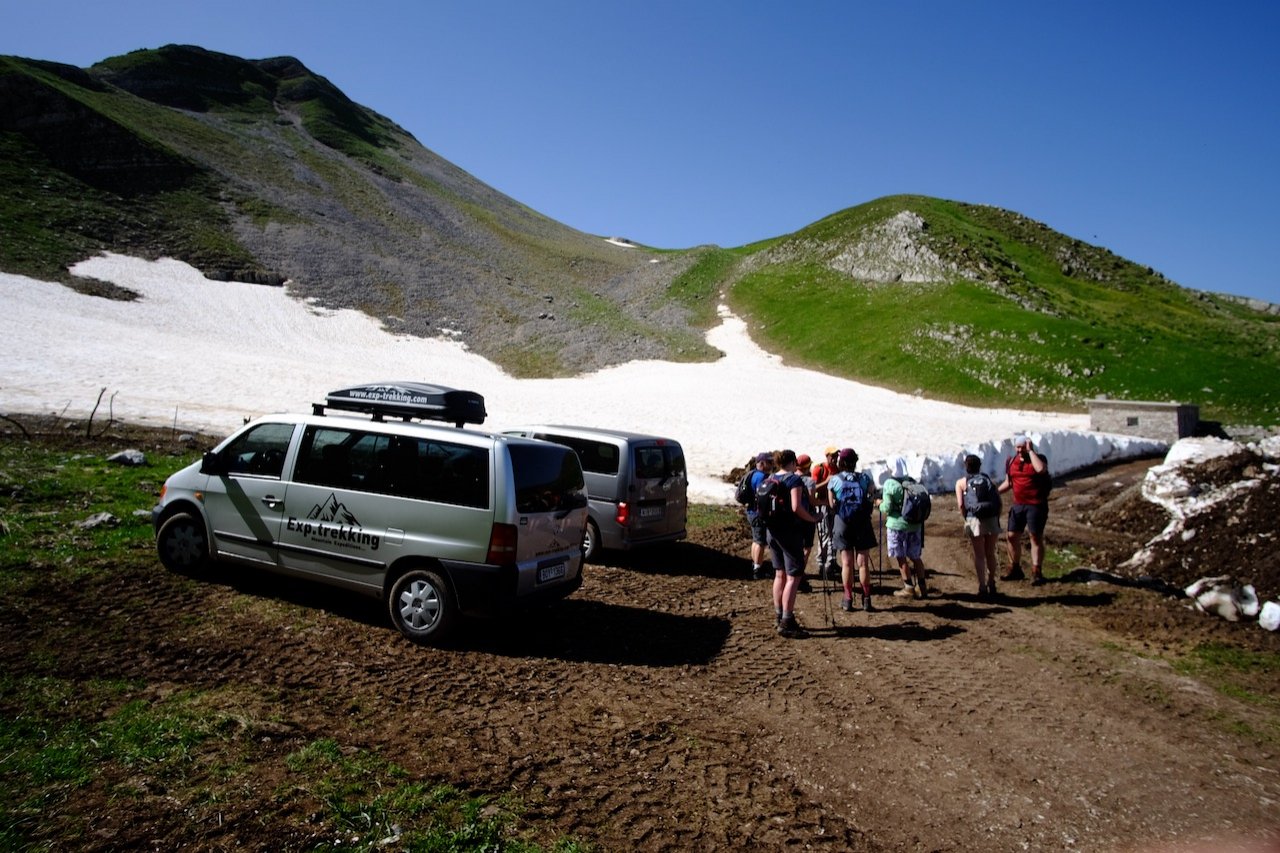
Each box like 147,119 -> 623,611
745,452 -> 773,580
880,477 -> 928,599
999,435 -> 1051,586
765,449 -> 819,638
955,454 -> 1002,598
829,448 -> 877,612
811,447 -> 841,581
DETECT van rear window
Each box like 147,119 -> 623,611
509,445 -> 586,514
634,445 -> 685,479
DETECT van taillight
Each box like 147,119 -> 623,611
486,523 -> 518,565
615,502 -> 630,527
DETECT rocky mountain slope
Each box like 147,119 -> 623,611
2,45 -> 1277,422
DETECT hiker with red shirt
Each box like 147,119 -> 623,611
999,434 -> 1051,586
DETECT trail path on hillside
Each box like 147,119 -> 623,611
4,455 -> 1278,851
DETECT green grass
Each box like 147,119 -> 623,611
0,432 -> 594,851
728,195 -> 1280,424
687,503 -> 740,531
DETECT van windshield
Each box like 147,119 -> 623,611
509,444 -> 587,514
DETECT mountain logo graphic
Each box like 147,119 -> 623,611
308,492 -> 361,526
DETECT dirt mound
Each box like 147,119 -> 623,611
1086,444 -> 1280,603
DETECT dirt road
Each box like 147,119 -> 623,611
5,455 -> 1278,851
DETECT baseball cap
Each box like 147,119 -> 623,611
837,447 -> 857,463
797,453 -> 811,468
824,446 -> 838,456
755,452 -> 772,463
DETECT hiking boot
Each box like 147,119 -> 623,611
986,580 -> 998,598
893,584 -> 917,599
916,582 -> 929,599
824,566 -> 841,582
862,595 -> 874,612
777,616 -> 808,638
840,597 -> 854,613
1001,564 -> 1025,582
798,577 -> 813,593
1030,572 -> 1046,587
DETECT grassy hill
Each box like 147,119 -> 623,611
1,47 -> 1276,425
715,196 -> 1279,425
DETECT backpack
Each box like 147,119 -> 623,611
834,471 -> 869,522
898,476 -> 932,525
755,475 -> 793,526
734,469 -> 756,507
963,472 -> 1001,519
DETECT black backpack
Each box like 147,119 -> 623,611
755,475 -> 792,525
898,476 -> 932,525
734,469 -> 757,507
963,472 -> 1001,519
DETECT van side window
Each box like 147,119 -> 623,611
223,422 -> 295,478
296,427 -> 489,508
537,434 -> 618,475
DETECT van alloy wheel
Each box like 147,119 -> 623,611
388,568 -> 456,643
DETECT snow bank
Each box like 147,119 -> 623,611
0,254 -> 1167,502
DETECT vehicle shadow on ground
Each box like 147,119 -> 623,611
194,564 -> 732,666
591,542 -> 749,579
451,599 -> 732,666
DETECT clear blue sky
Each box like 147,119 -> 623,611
4,0 -> 1278,303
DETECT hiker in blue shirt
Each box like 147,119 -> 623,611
745,452 -> 773,579
829,448 -> 877,612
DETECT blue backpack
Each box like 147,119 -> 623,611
834,471 -> 870,522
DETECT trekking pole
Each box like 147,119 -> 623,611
877,508 -> 884,590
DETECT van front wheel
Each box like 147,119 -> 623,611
387,568 -> 456,644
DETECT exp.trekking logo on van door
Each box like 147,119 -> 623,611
284,492 -> 382,551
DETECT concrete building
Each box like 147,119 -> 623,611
1087,398 -> 1199,444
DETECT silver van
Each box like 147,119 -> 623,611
502,425 -> 687,560
152,383 -> 588,644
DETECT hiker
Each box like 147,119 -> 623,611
760,449 -> 820,638
880,476 -> 929,599
829,447 -> 877,612
743,452 -> 774,579
955,453 -> 1002,598
796,453 -> 817,592
793,448 -> 814,568
999,434 -> 1052,585
810,447 -> 841,581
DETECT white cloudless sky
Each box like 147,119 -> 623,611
3,0 -> 1277,303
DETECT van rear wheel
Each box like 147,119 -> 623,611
582,519 -> 601,562
388,568 -> 456,643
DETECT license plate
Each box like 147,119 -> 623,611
537,562 -> 567,583
640,506 -> 663,519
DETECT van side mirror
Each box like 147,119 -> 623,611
199,450 -> 226,475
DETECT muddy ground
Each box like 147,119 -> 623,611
3,425 -> 1279,852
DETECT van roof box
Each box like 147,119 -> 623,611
316,382 -> 487,427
